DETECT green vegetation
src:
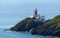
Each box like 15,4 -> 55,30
10,15 -> 60,37
24,18 -> 33,22
31,15 -> 60,36
47,15 -> 60,28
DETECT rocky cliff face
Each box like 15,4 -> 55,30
10,18 -> 44,31
10,15 -> 60,37
31,15 -> 60,37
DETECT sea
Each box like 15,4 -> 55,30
0,0 -> 60,38
0,12 -> 60,38
0,23 -> 60,38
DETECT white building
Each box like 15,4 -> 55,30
33,8 -> 45,22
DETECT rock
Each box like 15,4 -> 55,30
31,15 -> 60,37
10,17 -> 44,32
10,15 -> 60,37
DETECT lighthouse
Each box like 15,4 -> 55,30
33,8 -> 45,22
34,8 -> 37,16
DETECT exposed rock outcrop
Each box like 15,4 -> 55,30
10,18 -> 44,32
10,15 -> 60,37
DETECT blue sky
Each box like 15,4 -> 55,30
0,0 -> 60,26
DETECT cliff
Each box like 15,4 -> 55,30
10,18 -> 44,31
31,15 -> 60,36
10,15 -> 60,37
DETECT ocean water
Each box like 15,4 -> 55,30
0,25 -> 60,38
0,12 -> 60,38
0,0 -> 60,38
0,13 -> 60,38
0,11 -> 60,38
0,10 -> 60,38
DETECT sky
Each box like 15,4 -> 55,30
0,0 -> 60,26
0,0 -> 60,14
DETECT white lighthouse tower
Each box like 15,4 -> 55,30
33,8 -> 45,22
